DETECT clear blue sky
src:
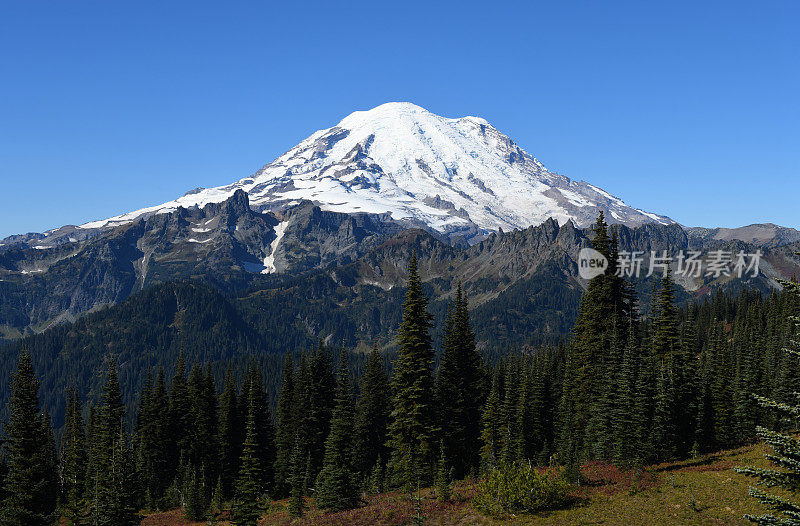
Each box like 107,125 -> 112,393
1,1 -> 798,237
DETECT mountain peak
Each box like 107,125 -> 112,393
72,102 -> 673,242
341,101 -> 430,119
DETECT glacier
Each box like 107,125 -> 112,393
74,102 -> 672,242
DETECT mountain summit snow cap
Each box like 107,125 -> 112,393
75,102 -> 673,243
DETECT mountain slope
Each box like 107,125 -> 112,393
2,190 -> 798,340
28,102 -> 672,247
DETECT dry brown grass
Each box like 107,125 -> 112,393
140,442 -> 776,525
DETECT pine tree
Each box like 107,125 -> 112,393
651,270 -> 681,360
316,348 -> 359,512
287,439 -> 306,519
96,427 -> 140,526
435,282 -> 483,478
182,462 -> 208,521
650,360 -> 678,461
352,344 -> 389,480
99,357 -> 125,450
245,361 -> 276,495
558,213 -> 629,461
634,338 -> 657,463
516,359 -> 547,463
92,358 -> 139,526
643,272 -> 682,461
387,253 -> 438,488
84,403 -> 99,512
710,322 -> 735,449
40,410 -> 59,507
0,349 -> 58,526
435,442 -> 451,502
144,366 -> 171,508
735,279 -> 800,524
586,317 -> 624,460
613,320 -> 642,465
500,361 -> 521,465
677,306 -> 700,456
62,387 -> 88,525
288,354 -> 311,500
187,364 -> 219,502
136,368 -> 164,510
217,366 -> 240,501
168,351 -> 191,471
0,457 -> 7,509
694,331 -> 717,454
479,366 -> 504,472
304,344 -> 335,486
231,390 -> 264,526
273,352 -> 294,497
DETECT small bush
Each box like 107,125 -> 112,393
473,461 -> 573,517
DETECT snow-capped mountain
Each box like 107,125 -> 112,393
73,102 -> 671,243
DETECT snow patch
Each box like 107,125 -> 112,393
262,220 -> 289,274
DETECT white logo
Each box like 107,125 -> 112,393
578,248 -> 609,280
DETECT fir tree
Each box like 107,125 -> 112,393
41,409 -> 59,509
651,270 -> 681,360
182,463 -> 208,521
245,361 -> 276,495
0,349 -> 59,526
316,348 -> 359,512
84,403 -> 99,513
634,337 -> 657,463
96,427 -> 140,526
352,344 -> 389,479
168,351 -> 191,470
187,364 -> 219,501
516,360 -> 547,463
92,358 -> 139,526
735,279 -> 800,524
99,357 -> 125,450
217,366 -> 240,501
273,352 -> 295,497
231,390 -> 264,526
435,282 -> 483,478
287,439 -> 306,519
558,213 -> 630,461
710,322 -> 735,449
137,366 -> 171,510
693,341 -> 716,454
387,253 -> 438,488
501,361 -> 521,465
586,317 -> 624,460
0,457 -> 7,509
305,344 -> 335,486
435,442 -> 451,502
613,320 -> 642,465
62,387 -> 88,525
650,360 -> 678,461
479,367 -> 504,472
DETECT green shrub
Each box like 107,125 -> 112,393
473,461 -> 573,517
